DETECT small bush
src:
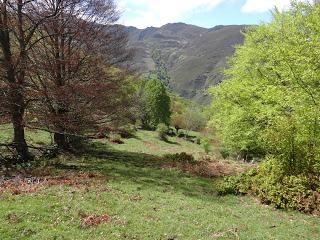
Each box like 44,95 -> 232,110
217,157 -> 320,214
219,147 -> 231,159
217,176 -> 241,195
157,123 -> 169,141
109,133 -> 124,144
177,129 -> 185,138
167,127 -> 176,137
217,168 -> 257,195
163,152 -> 196,164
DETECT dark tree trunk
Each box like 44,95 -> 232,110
12,117 -> 29,161
0,2 -> 31,161
10,86 -> 31,161
53,104 -> 70,150
54,132 -> 69,150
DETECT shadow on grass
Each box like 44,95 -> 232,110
54,146 -> 217,199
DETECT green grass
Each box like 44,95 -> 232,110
99,130 -> 207,157
0,124 -> 52,146
1,152 -> 320,239
0,129 -> 319,239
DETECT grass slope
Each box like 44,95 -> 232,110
0,130 -> 319,239
103,130 -> 204,156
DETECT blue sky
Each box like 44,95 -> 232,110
118,0 -> 307,28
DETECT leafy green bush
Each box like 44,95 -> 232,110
217,168 -> 257,195
156,123 -> 169,141
167,127 -> 176,137
177,129 -> 185,138
218,158 -> 320,214
219,147 -> 231,159
163,152 -> 196,164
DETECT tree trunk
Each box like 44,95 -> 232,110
54,132 -> 69,150
11,87 -> 31,161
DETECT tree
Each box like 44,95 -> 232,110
208,2 -> 320,173
151,49 -> 170,86
0,0 -> 61,160
170,94 -> 188,132
139,79 -> 171,129
25,0 -> 133,149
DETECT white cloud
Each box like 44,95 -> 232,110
119,0 -> 224,28
119,0 -> 309,28
241,0 -> 307,13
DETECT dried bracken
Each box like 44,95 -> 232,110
0,172 -> 107,195
162,159 -> 252,178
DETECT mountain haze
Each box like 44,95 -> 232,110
125,23 -> 247,103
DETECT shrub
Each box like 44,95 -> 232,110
156,123 -> 169,141
177,129 -> 185,138
217,168 -> 257,195
218,157 -> 320,214
219,147 -> 231,159
217,176 -> 240,195
163,152 -> 196,164
167,127 -> 176,137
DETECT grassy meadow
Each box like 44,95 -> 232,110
0,127 -> 319,240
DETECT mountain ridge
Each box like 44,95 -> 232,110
124,23 -> 248,103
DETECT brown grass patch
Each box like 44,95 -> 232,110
0,172 -> 107,195
162,159 -> 252,178
82,214 -> 110,227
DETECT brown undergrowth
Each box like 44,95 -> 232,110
0,171 -> 107,195
162,158 -> 252,178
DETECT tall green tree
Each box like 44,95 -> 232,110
140,79 -> 171,129
208,2 -> 320,173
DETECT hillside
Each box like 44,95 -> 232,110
1,127 -> 319,239
125,23 -> 246,103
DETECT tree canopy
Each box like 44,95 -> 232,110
208,2 -> 320,173
139,79 -> 171,129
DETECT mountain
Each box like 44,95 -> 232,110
125,23 -> 247,104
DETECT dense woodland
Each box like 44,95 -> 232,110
0,0 -> 319,239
